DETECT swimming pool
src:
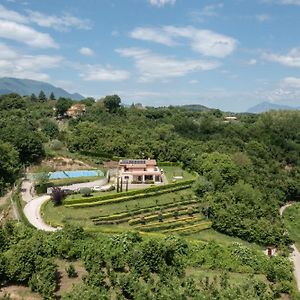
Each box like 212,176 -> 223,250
48,169 -> 104,179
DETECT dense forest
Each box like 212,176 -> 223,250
1,92 -> 300,298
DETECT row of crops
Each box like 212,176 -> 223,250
90,196 -> 212,235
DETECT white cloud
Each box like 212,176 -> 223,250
248,59 -> 257,65
0,4 -> 27,23
79,47 -> 95,56
27,10 -> 91,31
166,26 -> 237,58
0,5 -> 91,32
79,65 -> 130,82
263,48 -> 300,67
0,19 -> 58,48
256,14 -> 271,22
281,77 -> 300,88
116,47 -> 220,82
130,27 -> 175,46
280,0 -> 300,4
189,79 -> 199,84
264,0 -> 300,5
190,3 -> 224,22
148,0 -> 176,7
0,43 -> 63,80
199,3 -> 224,17
111,30 -> 119,37
129,26 -> 237,58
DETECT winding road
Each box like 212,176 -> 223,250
280,203 -> 300,291
22,178 -> 108,231
24,195 -> 58,232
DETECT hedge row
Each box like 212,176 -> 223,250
93,206 -> 200,225
135,217 -> 202,232
128,207 -> 200,226
91,199 -> 198,222
162,221 -> 212,234
64,179 -> 195,205
65,184 -> 193,208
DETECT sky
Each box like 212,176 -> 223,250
0,0 -> 300,111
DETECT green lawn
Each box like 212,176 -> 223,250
43,189 -> 195,228
283,203 -> 300,249
185,228 -> 262,250
161,166 -> 197,183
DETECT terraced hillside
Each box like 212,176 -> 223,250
43,172 -> 213,237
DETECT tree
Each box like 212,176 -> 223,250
0,93 -> 26,110
193,176 -> 214,198
30,93 -> 38,102
51,187 -> 66,206
35,173 -> 49,194
80,97 -> 95,106
55,97 -> 73,117
103,95 -> 121,113
49,92 -> 56,101
0,142 -> 19,194
40,119 -> 59,140
38,90 -> 47,102
197,152 -> 239,190
29,257 -> 57,299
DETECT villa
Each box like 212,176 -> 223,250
118,159 -> 162,183
66,104 -> 86,118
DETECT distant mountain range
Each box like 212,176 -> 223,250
247,101 -> 300,113
0,77 -> 84,100
178,104 -> 210,111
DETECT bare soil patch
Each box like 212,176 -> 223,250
55,259 -> 87,297
0,284 -> 41,300
30,157 -> 94,172
103,160 -> 118,169
0,190 -> 12,208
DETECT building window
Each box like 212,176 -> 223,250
124,176 -> 129,180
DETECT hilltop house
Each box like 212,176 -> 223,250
224,116 -> 238,123
67,104 -> 86,118
118,159 -> 162,183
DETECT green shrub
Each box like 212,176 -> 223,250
80,187 -> 92,197
65,180 -> 195,205
49,139 -> 64,151
66,264 -> 77,278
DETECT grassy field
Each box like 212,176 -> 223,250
186,229 -> 262,250
42,189 -> 195,228
162,166 -> 196,183
283,203 -> 300,249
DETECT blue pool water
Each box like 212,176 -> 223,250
48,169 -> 104,179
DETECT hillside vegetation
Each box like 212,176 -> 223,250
1,93 -> 300,298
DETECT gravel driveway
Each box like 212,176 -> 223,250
22,177 -> 108,232
23,195 -> 59,232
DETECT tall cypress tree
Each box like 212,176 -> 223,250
49,92 -> 56,101
38,90 -> 47,102
30,93 -> 37,102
